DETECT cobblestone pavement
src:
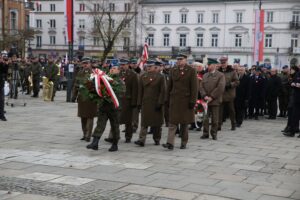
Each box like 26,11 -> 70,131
0,91 -> 299,200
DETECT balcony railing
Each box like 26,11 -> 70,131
289,21 -> 300,29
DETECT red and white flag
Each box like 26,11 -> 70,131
138,43 -> 149,70
64,0 -> 74,43
253,9 -> 264,64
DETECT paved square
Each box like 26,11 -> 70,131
0,92 -> 299,200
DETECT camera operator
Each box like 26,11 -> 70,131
0,56 -> 9,121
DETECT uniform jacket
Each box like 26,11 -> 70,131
266,75 -> 282,100
30,62 -> 42,78
138,72 -> 166,126
72,67 -> 97,118
44,63 -> 59,82
200,70 -> 225,106
278,73 -> 290,96
119,69 -> 138,124
219,66 -> 239,102
168,65 -> 198,124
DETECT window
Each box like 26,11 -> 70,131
10,11 -> 17,30
236,12 -> 243,23
50,4 -> 55,12
124,37 -> 130,47
93,37 -> 100,46
49,19 -> 56,28
109,3 -> 115,11
93,19 -> 99,28
292,11 -> 300,22
26,15 -> 30,29
36,3 -> 42,11
124,20 -> 130,28
36,36 -> 42,47
164,14 -> 170,24
79,19 -> 85,29
50,36 -> 56,45
110,19 -> 115,29
148,34 -> 154,46
79,4 -> 85,12
124,3 -> 130,12
197,34 -> 203,47
36,19 -> 42,28
197,13 -> 204,24
211,34 -> 218,47
163,34 -> 169,47
179,34 -> 186,47
291,34 -> 298,48
94,4 -> 100,12
79,37 -> 85,46
235,34 -> 242,47
265,34 -> 272,48
212,13 -> 219,23
266,11 -> 273,23
149,13 -> 154,24
181,13 -> 187,24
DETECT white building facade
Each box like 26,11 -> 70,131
30,0 -> 139,59
140,0 -> 300,67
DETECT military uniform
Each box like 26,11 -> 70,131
135,70 -> 166,146
200,70 -> 225,139
164,63 -> 198,149
30,61 -> 42,97
44,62 -> 59,101
119,68 -> 138,142
72,65 -> 97,141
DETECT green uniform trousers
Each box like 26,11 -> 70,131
203,105 -> 219,137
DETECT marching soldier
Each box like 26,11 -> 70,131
119,60 -> 138,143
72,59 -> 97,142
278,65 -> 290,117
30,57 -> 42,97
162,54 -> 198,150
199,61 -> 225,140
134,61 -> 166,147
44,57 -> 59,101
218,57 -> 239,131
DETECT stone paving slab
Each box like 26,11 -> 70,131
0,91 -> 299,200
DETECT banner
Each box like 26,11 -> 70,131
64,0 -> 74,43
253,10 -> 264,64
138,43 -> 149,69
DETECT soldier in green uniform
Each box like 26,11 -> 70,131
44,57 -> 59,101
134,61 -> 166,147
87,65 -> 125,152
30,57 -> 42,97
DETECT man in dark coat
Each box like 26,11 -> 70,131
135,61 -> 166,147
72,60 -> 97,142
278,65 -> 290,117
162,54 -> 198,150
0,56 -> 9,121
44,57 -> 59,101
218,57 -> 239,131
119,60 -> 138,143
234,66 -> 250,127
266,68 -> 282,119
30,57 -> 42,97
248,67 -> 267,120
199,61 -> 225,140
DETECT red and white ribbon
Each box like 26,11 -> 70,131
92,68 -> 119,108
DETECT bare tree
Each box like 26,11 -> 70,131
86,0 -> 138,62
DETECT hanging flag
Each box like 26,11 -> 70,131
64,0 -> 74,43
253,9 -> 264,64
138,43 -> 149,70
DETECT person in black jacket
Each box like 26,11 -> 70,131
266,68 -> 282,119
234,66 -> 250,127
0,56 -> 9,121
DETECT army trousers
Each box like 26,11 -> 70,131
167,123 -> 188,146
132,107 -> 139,131
32,77 -> 40,96
81,118 -> 94,139
219,101 -> 236,128
203,105 -> 219,137
93,109 -> 120,143
138,126 -> 161,143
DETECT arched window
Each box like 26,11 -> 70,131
10,11 -> 17,30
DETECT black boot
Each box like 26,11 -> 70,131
283,132 -> 295,137
86,137 -> 100,150
109,141 -> 118,152
281,126 -> 290,133
162,143 -> 174,150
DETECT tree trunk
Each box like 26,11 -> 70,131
101,44 -> 113,63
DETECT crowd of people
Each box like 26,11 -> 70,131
0,54 -> 299,152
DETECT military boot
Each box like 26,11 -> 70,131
86,137 -> 100,150
109,140 -> 118,152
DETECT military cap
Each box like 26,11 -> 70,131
145,60 -> 155,67
234,59 -> 240,64
176,53 -> 187,59
255,67 -> 262,72
219,56 -> 228,62
155,61 -> 163,66
282,65 -> 289,69
119,59 -> 129,65
207,58 -> 219,65
129,58 -> 138,64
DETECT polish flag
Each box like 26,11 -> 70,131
253,9 -> 265,64
138,43 -> 149,70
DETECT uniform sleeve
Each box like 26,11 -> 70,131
158,75 -> 166,105
137,75 -> 143,106
166,69 -> 173,103
230,71 -> 240,88
189,67 -> 198,104
131,73 -> 139,106
211,73 -> 225,100
199,76 -> 207,98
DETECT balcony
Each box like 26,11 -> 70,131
25,2 -> 35,10
289,21 -> 300,29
